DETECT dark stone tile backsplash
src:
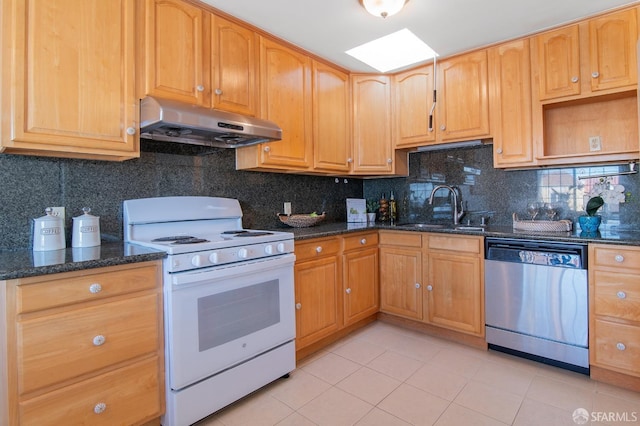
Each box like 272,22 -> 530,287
2,143 -> 639,249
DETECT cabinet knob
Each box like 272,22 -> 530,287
347,157 -> 353,163
93,402 -> 107,414
415,283 -> 421,289
346,287 -> 352,294
615,254 -> 624,263
263,146 -> 271,153
616,342 -> 626,351
440,125 -> 446,131
591,71 -> 600,78
214,88 -> 223,95
316,246 -> 323,253
496,148 -> 503,154
426,285 -> 433,291
126,127 -> 136,136
617,291 -> 627,299
196,85 -> 205,92
89,283 -> 102,294
571,76 -> 579,83
92,335 -> 106,346
295,303 -> 302,310
360,238 -> 367,245
387,158 -> 392,164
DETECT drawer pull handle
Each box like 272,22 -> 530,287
316,246 -> 323,253
94,402 -> 107,414
615,254 -> 624,263
617,291 -> 627,299
346,287 -> 352,294
616,342 -> 626,351
426,285 -> 433,291
360,238 -> 367,245
415,283 -> 421,289
89,283 -> 102,294
295,303 -> 302,310
92,335 -> 106,346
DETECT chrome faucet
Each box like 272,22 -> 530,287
428,185 -> 465,225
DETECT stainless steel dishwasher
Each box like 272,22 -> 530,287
485,238 -> 589,374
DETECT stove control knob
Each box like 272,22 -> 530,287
238,248 -> 249,259
191,255 -> 203,267
209,252 -> 219,264
277,243 -> 286,253
264,245 -> 274,255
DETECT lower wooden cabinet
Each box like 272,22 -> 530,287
379,231 -> 423,320
589,243 -> 640,389
342,232 -> 379,325
0,261 -> 164,426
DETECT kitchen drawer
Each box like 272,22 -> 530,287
591,245 -> 640,272
19,356 -> 162,426
16,263 -> 159,314
295,237 -> 341,261
343,232 -> 378,252
18,293 -> 160,394
592,270 -> 640,322
378,231 -> 422,248
592,319 -> 640,375
428,234 -> 481,254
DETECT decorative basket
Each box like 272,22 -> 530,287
278,212 -> 326,228
512,213 -> 572,232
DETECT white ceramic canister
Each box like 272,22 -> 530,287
32,207 -> 66,251
72,207 -> 101,248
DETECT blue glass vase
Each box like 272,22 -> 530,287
578,215 -> 601,232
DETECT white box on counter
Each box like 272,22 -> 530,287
346,198 -> 366,222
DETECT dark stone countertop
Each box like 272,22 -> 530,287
0,243 -> 166,281
285,221 -> 640,246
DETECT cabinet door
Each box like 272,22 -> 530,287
212,16 -> 258,116
343,247 -> 379,325
313,61 -> 352,172
351,75 -> 395,173
533,25 -> 581,100
257,37 -> 312,169
589,8 -> 638,92
294,256 -> 341,350
140,0 -> 209,105
426,252 -> 482,335
488,39 -> 534,167
379,247 -> 422,320
393,65 -> 436,148
437,50 -> 490,141
2,0 -> 138,160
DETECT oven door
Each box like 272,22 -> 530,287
166,254 -> 295,390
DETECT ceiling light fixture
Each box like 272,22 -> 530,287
359,0 -> 409,18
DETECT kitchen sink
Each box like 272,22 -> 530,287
398,223 -> 446,229
454,225 -> 485,231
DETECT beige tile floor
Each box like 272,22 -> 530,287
195,321 -> 640,426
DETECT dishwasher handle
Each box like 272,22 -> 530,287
485,238 -> 586,269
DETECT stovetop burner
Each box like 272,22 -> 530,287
234,231 -> 273,237
151,236 -> 210,244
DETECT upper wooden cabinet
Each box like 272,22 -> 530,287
533,8 -> 638,101
139,0 -> 258,115
488,39 -> 535,168
236,37 -> 312,171
139,0 -> 209,105
211,16 -> 258,116
352,74 -> 408,175
0,0 -> 138,161
393,65 -> 436,149
436,50 -> 490,142
312,61 -> 352,173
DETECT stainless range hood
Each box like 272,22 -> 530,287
139,96 -> 282,148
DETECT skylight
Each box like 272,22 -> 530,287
345,28 -> 438,73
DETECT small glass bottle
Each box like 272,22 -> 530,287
389,191 -> 397,224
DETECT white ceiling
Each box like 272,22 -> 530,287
202,0 -> 639,73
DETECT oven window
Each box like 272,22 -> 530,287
197,279 -> 280,351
